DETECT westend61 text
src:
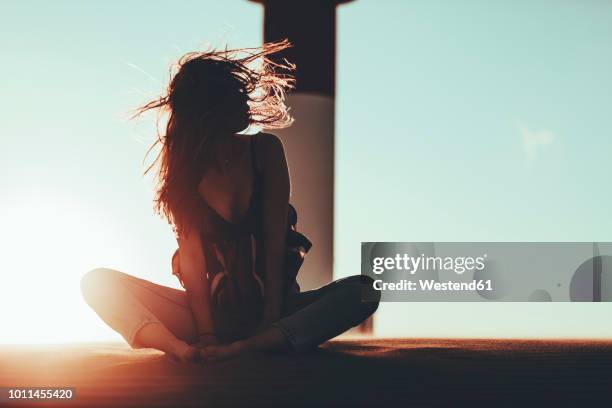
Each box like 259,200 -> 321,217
373,279 -> 493,292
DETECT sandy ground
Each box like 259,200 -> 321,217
1,338 -> 611,407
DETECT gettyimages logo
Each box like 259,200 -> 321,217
362,242 -> 612,302
371,253 -> 487,275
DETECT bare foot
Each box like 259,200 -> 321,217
167,341 -> 201,363
201,341 -> 249,362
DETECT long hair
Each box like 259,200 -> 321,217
133,40 -> 295,235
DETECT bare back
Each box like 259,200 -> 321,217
197,134 -> 257,225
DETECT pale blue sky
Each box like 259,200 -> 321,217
1,0 -> 612,342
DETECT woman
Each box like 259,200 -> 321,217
80,41 -> 380,363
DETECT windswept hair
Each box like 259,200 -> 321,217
133,40 -> 295,235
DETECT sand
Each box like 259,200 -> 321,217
1,338 -> 611,407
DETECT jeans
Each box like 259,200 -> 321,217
80,269 -> 380,352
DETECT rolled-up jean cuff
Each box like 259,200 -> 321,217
127,319 -> 160,349
271,321 -> 302,352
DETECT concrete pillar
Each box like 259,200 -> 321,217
251,0 -> 352,289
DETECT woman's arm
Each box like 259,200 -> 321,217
258,133 -> 290,327
177,229 -> 218,345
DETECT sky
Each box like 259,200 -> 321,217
1,0 -> 612,343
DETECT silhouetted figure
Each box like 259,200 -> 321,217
81,41 -> 379,362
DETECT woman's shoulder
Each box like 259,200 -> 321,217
252,132 -> 286,172
255,132 -> 284,150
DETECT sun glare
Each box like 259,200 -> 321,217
0,191 -> 127,344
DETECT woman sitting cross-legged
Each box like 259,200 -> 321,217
80,41 -> 380,363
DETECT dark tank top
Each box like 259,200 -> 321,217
197,133 -> 265,339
